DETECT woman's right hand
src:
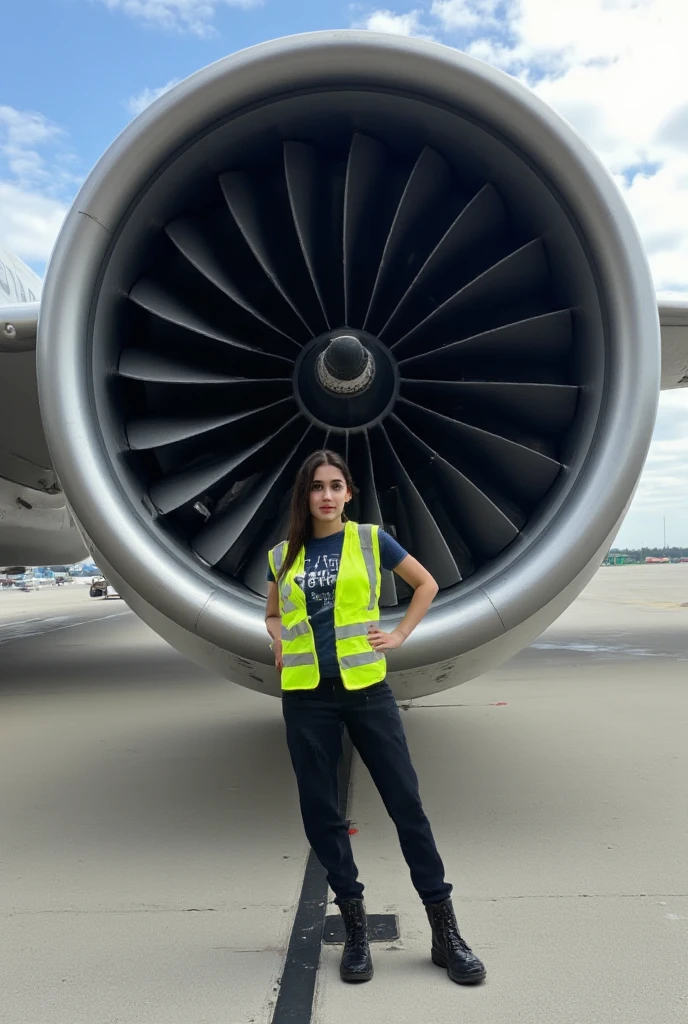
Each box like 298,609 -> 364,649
273,638 -> 283,672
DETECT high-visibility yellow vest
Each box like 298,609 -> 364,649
268,521 -> 386,691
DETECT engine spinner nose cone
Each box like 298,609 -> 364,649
295,330 -> 399,432
317,334 -> 375,395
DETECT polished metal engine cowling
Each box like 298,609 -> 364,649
37,32 -> 660,698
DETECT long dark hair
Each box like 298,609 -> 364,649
278,450 -> 356,581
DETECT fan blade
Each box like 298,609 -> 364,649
343,134 -> 388,326
240,506 -> 291,597
376,427 -> 461,589
392,238 -> 549,354
149,414 -> 300,514
399,397 -> 561,505
389,414 -> 520,560
352,431 -> 398,607
364,146 -> 452,331
380,182 -> 506,339
165,217 -> 300,346
401,380 -> 579,433
283,141 -> 332,328
219,171 -> 317,334
129,279 -> 292,363
118,349 -> 289,386
399,308 -> 574,372
192,426 -> 313,567
127,398 -> 294,451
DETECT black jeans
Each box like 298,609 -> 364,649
281,675 -> 452,906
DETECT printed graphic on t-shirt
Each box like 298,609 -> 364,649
295,552 -> 340,617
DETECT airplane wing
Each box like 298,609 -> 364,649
0,302 -> 39,353
659,299 -> 688,389
1,301 -> 86,567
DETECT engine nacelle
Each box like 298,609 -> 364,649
37,32 -> 659,699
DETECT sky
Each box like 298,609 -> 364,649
1,0 -> 687,548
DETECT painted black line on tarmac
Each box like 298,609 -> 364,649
270,726 -> 353,1023
0,610 -> 130,645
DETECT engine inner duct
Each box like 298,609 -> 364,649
106,95 -> 591,600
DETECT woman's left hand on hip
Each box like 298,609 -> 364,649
367,625 -> 405,651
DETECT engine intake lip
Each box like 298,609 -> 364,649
37,31 -> 660,677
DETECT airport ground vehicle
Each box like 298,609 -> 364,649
89,576 -> 120,600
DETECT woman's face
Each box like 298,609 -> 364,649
309,464 -> 352,525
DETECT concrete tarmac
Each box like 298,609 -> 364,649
1,567 -> 687,1023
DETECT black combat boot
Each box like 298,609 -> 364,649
338,899 -> 373,983
426,898 -> 486,985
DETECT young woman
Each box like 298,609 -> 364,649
265,449 -> 486,986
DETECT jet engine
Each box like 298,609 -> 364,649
37,32 -> 660,699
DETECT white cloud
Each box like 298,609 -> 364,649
431,0 -> 501,31
616,160 -> 688,292
96,0 -> 260,37
0,183 -> 68,265
0,107 -> 78,265
0,105 -> 63,180
126,79 -> 181,117
355,7 -> 427,35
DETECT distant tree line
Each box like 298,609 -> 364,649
608,547 -> 688,560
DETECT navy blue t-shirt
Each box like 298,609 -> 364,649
267,528 -> 408,677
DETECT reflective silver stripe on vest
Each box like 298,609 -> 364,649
335,621 -> 379,640
357,523 -> 378,612
272,543 -> 285,573
339,650 -> 385,670
281,581 -> 298,613
282,620 -> 310,642
282,652 -> 316,668
272,542 -> 298,613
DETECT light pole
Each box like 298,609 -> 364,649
663,516 -> 667,552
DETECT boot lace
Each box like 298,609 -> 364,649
435,904 -> 472,953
